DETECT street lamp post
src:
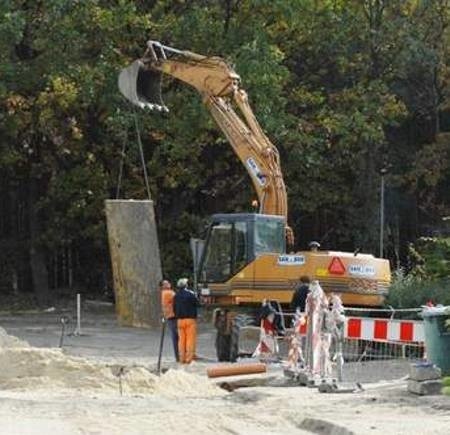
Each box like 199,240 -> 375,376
379,168 -> 387,258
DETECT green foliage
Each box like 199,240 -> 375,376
388,235 -> 450,308
414,237 -> 450,279
0,0 -> 450,295
387,269 -> 450,309
443,376 -> 450,396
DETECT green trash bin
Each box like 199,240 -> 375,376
422,307 -> 450,376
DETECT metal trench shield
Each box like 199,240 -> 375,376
118,60 -> 168,111
105,200 -> 162,328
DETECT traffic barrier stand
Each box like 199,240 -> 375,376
292,285 -> 359,392
284,281 -> 345,389
280,287 -> 425,390
253,284 -> 426,388
252,301 -> 279,361
300,281 -> 330,387
340,313 -> 425,384
317,293 -> 362,393
253,282 -> 337,387
284,309 -> 306,378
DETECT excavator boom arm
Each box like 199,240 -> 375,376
119,41 -> 292,242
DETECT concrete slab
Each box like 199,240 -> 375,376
408,379 -> 443,395
409,363 -> 441,381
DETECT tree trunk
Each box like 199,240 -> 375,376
105,200 -> 162,328
28,181 -> 50,306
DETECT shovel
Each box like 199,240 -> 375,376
118,60 -> 168,112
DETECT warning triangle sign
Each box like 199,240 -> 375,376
328,257 -> 346,275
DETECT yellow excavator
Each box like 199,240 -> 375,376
119,41 -> 391,360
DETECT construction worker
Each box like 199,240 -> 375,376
291,275 -> 311,313
160,279 -> 179,362
174,277 -> 199,364
309,241 -> 321,252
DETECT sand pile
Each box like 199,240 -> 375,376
0,347 -> 157,392
0,327 -> 224,397
0,326 -> 30,348
154,369 -> 226,398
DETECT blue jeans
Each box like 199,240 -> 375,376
167,318 -> 179,362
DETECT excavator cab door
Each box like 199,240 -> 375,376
118,60 -> 168,111
197,213 -> 286,285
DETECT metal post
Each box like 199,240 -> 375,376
379,168 -> 386,258
335,322 -> 345,383
75,293 -> 81,336
306,310 -> 314,372
336,339 -> 343,382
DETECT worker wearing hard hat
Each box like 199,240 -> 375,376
174,278 -> 199,364
160,279 -> 179,362
309,241 -> 321,251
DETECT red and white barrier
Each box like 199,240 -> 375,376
253,318 -> 278,357
254,303 -> 424,374
345,317 -> 424,343
293,316 -> 424,343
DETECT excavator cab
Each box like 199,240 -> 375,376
197,213 -> 286,284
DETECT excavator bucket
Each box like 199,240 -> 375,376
118,60 -> 168,112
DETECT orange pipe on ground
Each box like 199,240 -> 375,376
207,362 -> 266,378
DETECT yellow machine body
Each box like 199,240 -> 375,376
207,251 -> 390,307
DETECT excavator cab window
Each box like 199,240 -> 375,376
201,221 -> 248,283
254,217 -> 285,255
198,214 -> 285,284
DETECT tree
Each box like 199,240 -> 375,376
0,0 -> 449,301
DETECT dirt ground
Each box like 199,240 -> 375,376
0,302 -> 449,435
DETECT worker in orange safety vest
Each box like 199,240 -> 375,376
174,278 -> 199,364
160,279 -> 179,362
